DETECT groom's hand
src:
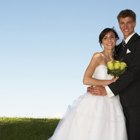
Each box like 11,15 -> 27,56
87,86 -> 107,96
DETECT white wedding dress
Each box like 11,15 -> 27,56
49,65 -> 128,140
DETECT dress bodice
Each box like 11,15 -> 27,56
93,65 -> 113,80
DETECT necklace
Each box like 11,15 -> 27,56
102,52 -> 113,62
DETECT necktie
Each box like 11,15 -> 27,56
122,40 -> 126,48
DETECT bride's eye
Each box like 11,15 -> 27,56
110,35 -> 115,39
103,36 -> 107,40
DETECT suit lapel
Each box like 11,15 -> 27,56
115,43 -> 127,61
115,33 -> 140,61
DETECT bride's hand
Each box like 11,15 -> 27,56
106,77 -> 119,85
112,77 -> 119,82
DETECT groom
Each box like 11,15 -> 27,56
88,9 -> 140,140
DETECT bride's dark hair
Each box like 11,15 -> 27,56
99,28 -> 119,59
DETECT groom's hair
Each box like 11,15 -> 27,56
117,9 -> 136,22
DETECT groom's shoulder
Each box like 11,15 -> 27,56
133,33 -> 140,43
133,33 -> 140,40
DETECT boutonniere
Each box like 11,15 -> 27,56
126,49 -> 131,54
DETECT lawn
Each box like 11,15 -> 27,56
0,117 -> 60,140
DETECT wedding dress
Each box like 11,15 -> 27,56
49,65 -> 127,140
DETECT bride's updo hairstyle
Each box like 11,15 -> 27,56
99,28 -> 119,45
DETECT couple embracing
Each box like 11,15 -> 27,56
49,9 -> 140,140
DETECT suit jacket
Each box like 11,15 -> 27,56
109,33 -> 140,107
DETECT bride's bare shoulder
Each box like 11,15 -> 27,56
89,52 -> 105,66
92,52 -> 103,60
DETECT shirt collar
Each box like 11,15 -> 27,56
124,32 -> 135,44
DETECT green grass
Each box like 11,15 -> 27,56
0,117 -> 60,140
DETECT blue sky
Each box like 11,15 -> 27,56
0,0 -> 140,118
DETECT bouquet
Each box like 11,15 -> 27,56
107,60 -> 127,77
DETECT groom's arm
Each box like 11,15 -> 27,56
109,40 -> 140,95
89,39 -> 140,96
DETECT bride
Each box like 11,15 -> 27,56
48,28 -> 127,140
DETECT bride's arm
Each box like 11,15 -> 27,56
83,77 -> 116,86
83,53 -> 116,86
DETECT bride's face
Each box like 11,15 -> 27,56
102,31 -> 117,50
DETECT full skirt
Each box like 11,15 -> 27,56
49,93 -> 127,140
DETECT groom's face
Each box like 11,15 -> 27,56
118,17 -> 136,39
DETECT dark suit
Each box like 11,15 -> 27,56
109,33 -> 140,140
